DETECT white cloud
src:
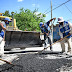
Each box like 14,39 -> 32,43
17,0 -> 23,2
32,4 -> 36,7
34,12 -> 43,19
45,14 -> 48,16
34,12 -> 40,15
32,4 -> 40,8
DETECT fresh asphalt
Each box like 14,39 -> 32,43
0,53 -> 72,72
0,42 -> 72,72
0,47 -> 72,72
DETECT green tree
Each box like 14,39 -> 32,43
14,8 -> 46,31
3,10 -> 11,17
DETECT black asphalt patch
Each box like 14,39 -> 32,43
0,53 -> 72,72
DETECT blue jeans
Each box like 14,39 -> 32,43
44,35 -> 52,50
0,31 -> 4,38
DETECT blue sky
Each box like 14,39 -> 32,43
0,0 -> 72,24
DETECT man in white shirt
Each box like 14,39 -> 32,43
57,17 -> 72,54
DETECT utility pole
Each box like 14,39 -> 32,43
11,12 -> 14,27
51,0 -> 53,43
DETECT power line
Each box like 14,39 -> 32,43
64,4 -> 72,14
45,0 -> 71,14
43,2 -> 61,14
67,19 -> 72,21
43,4 -> 59,14
43,6 -> 50,14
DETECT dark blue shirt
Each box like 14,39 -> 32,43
40,21 -> 51,35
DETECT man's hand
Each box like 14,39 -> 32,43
53,17 -> 56,20
70,30 -> 72,34
68,33 -> 71,35
60,38 -> 63,40
50,17 -> 56,22
46,33 -> 49,36
42,24 -> 44,27
50,19 -> 53,21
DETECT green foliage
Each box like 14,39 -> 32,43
3,8 -> 46,31
3,10 -> 11,17
14,8 -> 46,31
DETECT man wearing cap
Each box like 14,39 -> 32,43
0,17 -> 11,39
57,17 -> 72,54
39,18 -> 56,50
0,17 -> 11,56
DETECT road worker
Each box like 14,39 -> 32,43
39,18 -> 56,51
57,17 -> 72,54
0,17 -> 11,56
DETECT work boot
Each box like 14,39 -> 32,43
61,51 -> 67,55
67,50 -> 72,55
62,49 -> 65,53
50,46 -> 53,51
67,49 -> 71,52
66,52 -> 71,55
62,52 -> 67,55
44,47 -> 47,50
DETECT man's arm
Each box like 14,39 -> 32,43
59,27 -> 63,40
46,31 -> 50,36
68,22 -> 72,34
0,23 -> 6,31
68,22 -> 72,28
49,18 -> 56,22
46,18 -> 56,25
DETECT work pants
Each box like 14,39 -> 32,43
60,37 -> 72,53
0,37 -> 5,56
44,35 -> 52,50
